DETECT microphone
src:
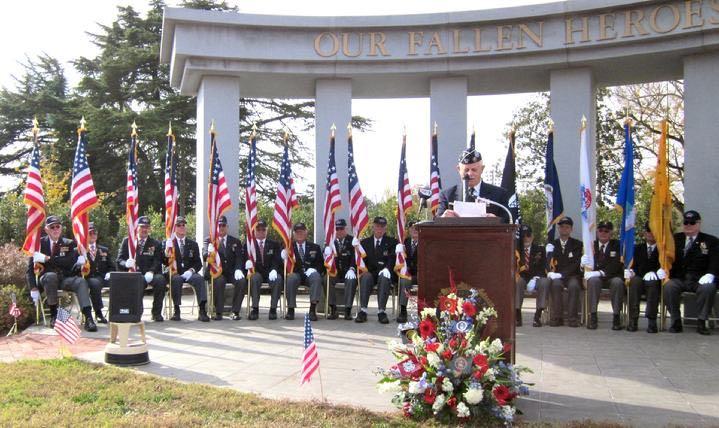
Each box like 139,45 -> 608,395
417,186 -> 432,217
462,174 -> 471,203
475,196 -> 514,224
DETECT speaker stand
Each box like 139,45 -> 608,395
104,321 -> 150,366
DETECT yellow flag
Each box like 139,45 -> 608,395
648,119 -> 675,272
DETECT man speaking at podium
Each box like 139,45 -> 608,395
437,148 -> 510,222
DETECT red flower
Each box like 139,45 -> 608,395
402,401 -> 412,417
461,339 -> 468,349
447,396 -> 457,408
419,319 -> 436,339
424,388 -> 436,404
442,349 -> 453,361
503,342 -> 512,355
419,356 -> 428,367
493,385 -> 517,406
425,342 -> 440,352
449,338 -> 458,349
439,296 -> 458,313
473,354 -> 489,379
462,300 -> 477,317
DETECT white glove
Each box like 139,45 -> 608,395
166,239 -> 174,251
33,252 -> 47,263
268,269 -> 278,281
281,249 -> 288,261
584,271 -> 601,280
234,269 -> 244,280
181,270 -> 193,281
75,255 -> 86,266
379,268 -> 391,279
245,260 -> 254,270
545,243 -> 554,254
643,271 -> 658,281
352,237 -> 361,247
104,272 -> 111,281
657,268 -> 667,280
527,277 -> 537,293
624,269 -> 634,280
207,243 -> 215,254
395,243 -> 405,254
699,273 -> 716,285
580,254 -> 592,268
323,246 -> 333,257
144,272 -> 154,283
125,258 -> 136,269
547,272 -> 562,280
345,269 -> 356,280
305,268 -> 318,277
198,268 -> 204,277
30,289 -> 40,303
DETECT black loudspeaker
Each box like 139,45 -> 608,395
109,272 -> 145,323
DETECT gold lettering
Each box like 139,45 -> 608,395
341,33 -> 363,57
473,28 -> 491,52
408,31 -> 423,56
683,0 -> 704,29
517,22 -> 543,48
453,29 -> 470,54
623,9 -> 650,37
496,25 -> 514,50
425,31 -> 447,55
598,13 -> 617,40
368,32 -> 389,56
314,32 -> 339,57
565,16 -> 590,44
711,0 -> 719,24
650,4 -> 681,33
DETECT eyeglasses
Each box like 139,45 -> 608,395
219,224 -> 227,227
176,224 -> 186,227
48,224 -> 61,230
598,229 -> 611,233
684,220 -> 697,226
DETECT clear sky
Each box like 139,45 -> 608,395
0,0 -> 555,200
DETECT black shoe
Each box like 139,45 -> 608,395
152,314 -> 164,322
567,319 -> 580,328
249,308 -> 259,321
611,314 -> 623,331
285,308 -> 295,320
50,316 -> 57,329
213,313 -> 223,321
171,311 -> 181,321
626,318 -> 638,332
378,312 -> 389,324
327,305 -> 338,320
344,308 -> 353,320
84,318 -> 97,332
396,308 -> 408,324
533,309 -> 542,327
647,319 -> 658,333
198,309 -> 210,322
355,310 -> 367,323
269,309 -> 277,320
95,313 -> 108,324
515,309 -> 522,327
698,320 -> 711,336
232,312 -> 242,321
309,311 -> 318,322
588,313 -> 598,330
549,318 -> 561,327
669,319 -> 683,333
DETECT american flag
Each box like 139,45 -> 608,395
347,132 -> 369,274
244,130 -> 258,274
394,134 -> 412,280
54,307 -> 80,344
429,131 -> 442,215
300,312 -> 320,385
207,127 -> 232,279
322,134 -> 342,277
125,125 -> 140,272
9,301 -> 21,318
164,125 -> 179,275
272,141 -> 299,273
21,120 -> 46,277
71,121 -> 99,277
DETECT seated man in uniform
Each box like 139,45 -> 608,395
166,216 -> 209,322
203,215 -> 248,321
515,224 -> 550,328
26,215 -> 97,331
664,210 -> 719,335
86,222 -> 115,324
357,216 -> 398,324
438,148 -> 510,222
546,217 -> 583,327
117,216 -> 167,322
287,222 -> 325,321
247,220 -> 283,320
396,220 -> 419,323
583,221 -> 624,330
626,222 -> 662,333
327,218 -> 356,320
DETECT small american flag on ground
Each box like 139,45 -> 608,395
9,301 -> 21,318
300,313 -> 320,385
54,307 -> 81,344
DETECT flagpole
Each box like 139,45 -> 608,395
283,259 -> 287,318
318,366 -> 326,402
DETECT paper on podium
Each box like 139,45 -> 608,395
452,200 -> 487,217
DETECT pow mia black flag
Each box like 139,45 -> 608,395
500,130 -> 521,228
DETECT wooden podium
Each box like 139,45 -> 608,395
417,218 -> 517,360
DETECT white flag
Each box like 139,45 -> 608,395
579,116 -> 595,269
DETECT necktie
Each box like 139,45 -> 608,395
260,240 -> 265,264
375,239 -> 381,255
51,241 -> 59,257
138,239 -> 145,254
178,239 -> 184,256
648,245 -> 654,257
684,237 -> 694,256
298,242 -> 305,264
219,237 -> 226,255
412,240 -> 417,256
90,244 -> 96,260
467,187 -> 476,201
600,244 -> 606,255
525,247 -> 530,266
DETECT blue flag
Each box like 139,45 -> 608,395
543,129 -> 564,242
616,122 -> 636,269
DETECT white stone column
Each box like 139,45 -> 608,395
315,79 -> 352,243
430,77 -> 467,192
684,52 -> 719,236
550,68 -> 596,238
196,76 -> 241,242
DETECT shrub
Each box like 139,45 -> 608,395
0,243 -> 29,288
0,285 -> 35,335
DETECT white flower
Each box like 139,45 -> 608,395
408,381 -> 426,394
432,393 -> 446,413
420,308 -> 436,319
488,338 -> 503,355
386,340 -> 403,352
427,352 -> 441,368
442,377 -> 454,392
456,401 -> 471,418
485,369 -> 496,382
377,380 -> 401,393
501,404 -> 516,421
464,388 -> 483,404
